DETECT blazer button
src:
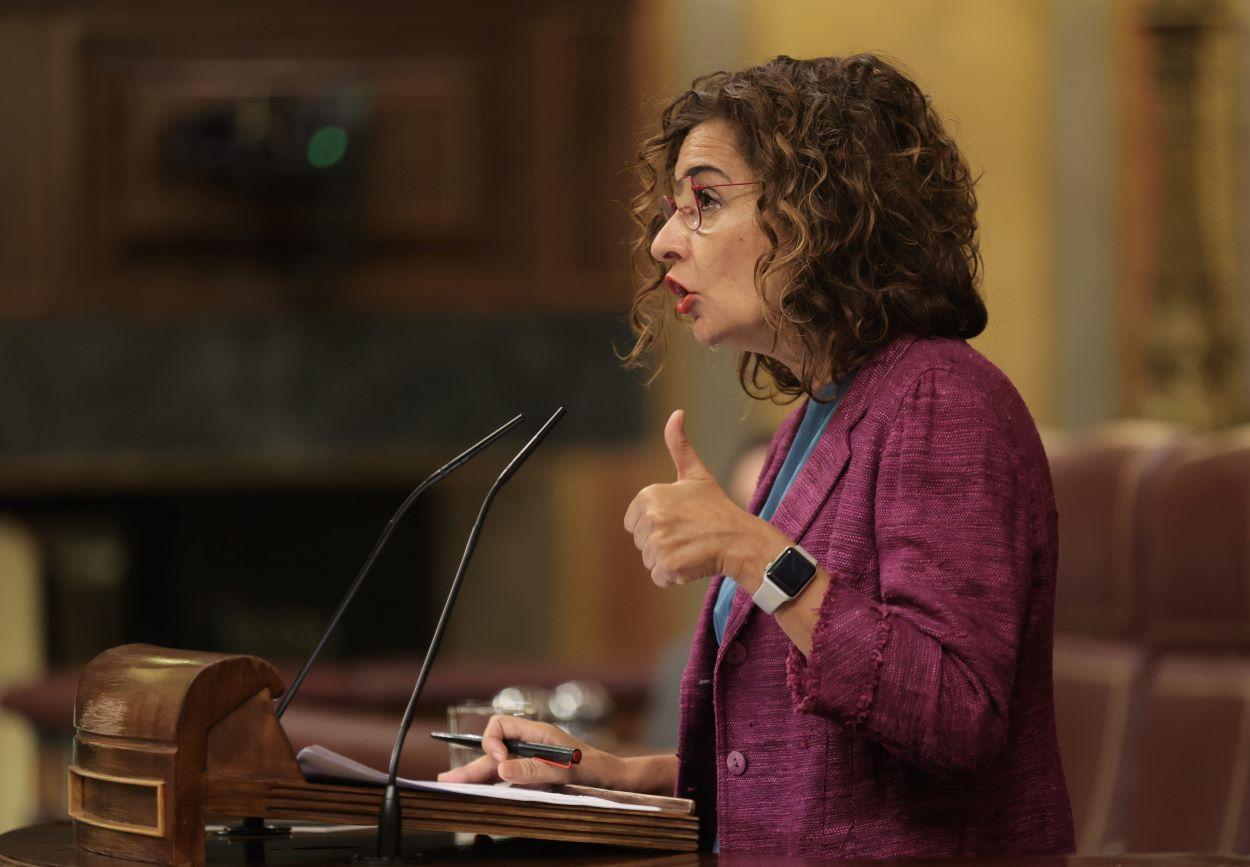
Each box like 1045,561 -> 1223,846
726,750 -> 747,776
725,641 -> 747,665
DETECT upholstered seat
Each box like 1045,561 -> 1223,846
1126,654 -> 1250,852
1052,635 -> 1149,853
1048,427 -> 1177,639
1138,441 -> 1250,651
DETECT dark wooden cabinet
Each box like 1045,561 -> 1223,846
0,0 -> 638,317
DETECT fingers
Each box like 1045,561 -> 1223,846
442,716 -> 582,785
641,539 -> 656,571
633,514 -> 654,553
477,714 -> 580,779
623,494 -> 641,534
664,409 -> 711,482
624,484 -> 661,536
482,714 -> 569,746
437,753 -> 498,784
624,485 -> 653,534
436,753 -> 575,786
497,758 -> 574,785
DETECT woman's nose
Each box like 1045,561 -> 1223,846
650,213 -> 688,264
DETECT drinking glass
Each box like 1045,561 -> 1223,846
445,700 -> 538,770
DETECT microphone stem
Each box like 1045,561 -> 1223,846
275,413 -> 524,720
384,407 -> 566,785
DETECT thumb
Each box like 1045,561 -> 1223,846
665,410 -> 712,481
497,758 -> 573,785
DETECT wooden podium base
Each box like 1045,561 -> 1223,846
65,646 -> 697,862
0,822 -> 706,866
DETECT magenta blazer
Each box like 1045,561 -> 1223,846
675,335 -> 1075,857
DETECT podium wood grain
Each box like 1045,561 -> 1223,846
0,822 -> 705,866
12,822 -> 1250,866
66,645 -> 696,864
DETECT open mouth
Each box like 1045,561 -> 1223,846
665,276 -> 698,315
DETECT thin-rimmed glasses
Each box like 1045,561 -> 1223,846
660,175 -> 760,232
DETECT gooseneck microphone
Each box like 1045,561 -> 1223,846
275,413 -> 525,720
365,407 -> 566,863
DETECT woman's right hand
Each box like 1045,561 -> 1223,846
435,715 -> 623,788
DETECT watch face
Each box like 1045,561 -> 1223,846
769,548 -> 817,596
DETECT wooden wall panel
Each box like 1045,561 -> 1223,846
0,0 -> 637,317
0,17 -> 51,317
530,8 -> 635,306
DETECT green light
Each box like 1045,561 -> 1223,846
307,126 -> 348,168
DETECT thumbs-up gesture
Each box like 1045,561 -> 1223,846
624,410 -> 757,588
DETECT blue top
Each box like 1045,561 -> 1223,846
712,377 -> 854,645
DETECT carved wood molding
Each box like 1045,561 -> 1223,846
1125,0 -> 1245,427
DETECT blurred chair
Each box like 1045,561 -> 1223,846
1052,635 -> 1149,853
1125,654 -> 1250,853
1047,425 -> 1177,639
641,631 -> 691,752
0,518 -> 42,831
1136,439 -> 1250,650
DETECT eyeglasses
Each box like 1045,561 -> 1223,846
660,176 -> 760,232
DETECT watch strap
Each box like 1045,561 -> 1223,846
751,576 -> 792,614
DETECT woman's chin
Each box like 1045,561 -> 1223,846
689,321 -> 723,349
689,321 -> 757,354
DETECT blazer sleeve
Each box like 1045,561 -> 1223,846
785,367 -> 1035,776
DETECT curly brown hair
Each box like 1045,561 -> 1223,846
622,54 -> 987,402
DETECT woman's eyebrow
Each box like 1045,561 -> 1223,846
675,163 -> 732,183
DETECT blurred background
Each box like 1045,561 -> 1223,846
2,0 -> 1250,854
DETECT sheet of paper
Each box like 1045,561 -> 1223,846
296,744 -> 660,813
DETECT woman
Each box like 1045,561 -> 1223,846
440,54 -> 1074,858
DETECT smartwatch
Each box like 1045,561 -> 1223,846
751,545 -> 819,614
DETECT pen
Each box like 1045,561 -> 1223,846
429,732 -> 582,768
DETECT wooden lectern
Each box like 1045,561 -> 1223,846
67,645 -> 698,865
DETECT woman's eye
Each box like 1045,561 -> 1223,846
695,189 -> 722,210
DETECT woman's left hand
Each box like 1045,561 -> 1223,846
624,409 -> 766,587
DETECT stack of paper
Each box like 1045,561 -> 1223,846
278,744 -> 699,852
